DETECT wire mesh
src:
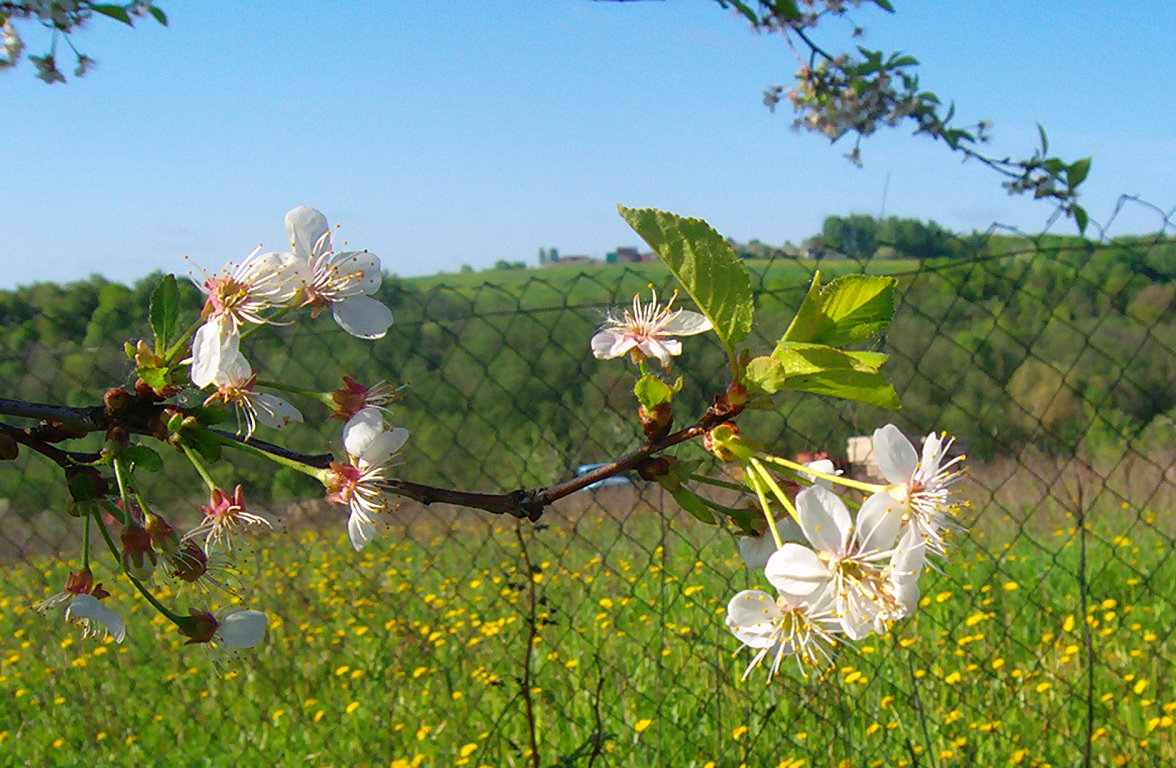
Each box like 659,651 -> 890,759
1,204 -> 1175,767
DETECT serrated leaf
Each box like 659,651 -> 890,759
90,4 -> 133,25
781,272 -> 822,343
814,274 -> 896,346
782,367 -> 899,409
745,342 -> 899,407
668,486 -> 715,524
772,342 -> 881,376
743,355 -> 788,396
137,365 -> 170,390
634,374 -> 681,409
618,206 -> 754,366
124,445 -> 163,472
149,274 -> 181,353
781,274 -> 895,347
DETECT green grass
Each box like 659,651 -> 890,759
1,498 -> 1173,768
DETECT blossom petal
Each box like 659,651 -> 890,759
660,310 -> 712,336
334,250 -> 383,294
343,407 -> 385,457
799,459 -> 838,489
873,424 -> 917,484
348,509 -> 377,551
738,534 -> 778,571
361,426 -> 409,468
637,338 -> 679,368
796,486 -> 851,554
332,295 -> 394,339
286,206 -> 330,261
217,609 -> 267,648
856,491 -> 903,552
252,394 -> 304,429
65,594 -> 125,643
590,330 -> 633,360
191,318 -> 239,389
725,590 -> 783,648
764,543 -> 829,599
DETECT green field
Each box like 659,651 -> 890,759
2,488 -> 1172,768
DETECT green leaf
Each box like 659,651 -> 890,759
783,273 -> 895,347
668,486 -> 715,524
781,272 -> 823,343
872,0 -> 896,11
1037,123 -> 1049,153
743,355 -> 788,396
187,428 -> 222,463
90,4 -> 133,25
782,367 -> 900,409
634,374 -> 681,410
814,274 -> 896,347
149,274 -> 181,353
1073,204 -> 1089,235
1067,157 -> 1092,189
124,445 -> 163,472
618,206 -> 754,364
148,5 -> 168,25
137,364 -> 170,390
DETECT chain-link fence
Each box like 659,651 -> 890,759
2,207 -> 1175,767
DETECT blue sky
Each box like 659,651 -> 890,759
2,1 -> 1173,290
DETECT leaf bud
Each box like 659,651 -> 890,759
104,388 -> 134,416
638,403 -> 673,440
703,422 -> 762,463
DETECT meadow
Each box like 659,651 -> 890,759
1,477 -> 1173,768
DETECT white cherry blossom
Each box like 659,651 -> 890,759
285,206 -> 393,339
591,289 -> 712,369
872,424 -> 965,559
327,408 -> 409,551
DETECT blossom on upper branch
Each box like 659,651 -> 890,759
189,248 -> 302,388
285,206 -> 394,339
326,407 -> 409,551
591,289 -> 712,369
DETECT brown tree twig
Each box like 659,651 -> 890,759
1,393 -> 741,522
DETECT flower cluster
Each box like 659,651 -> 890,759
725,425 -> 965,679
189,206 -> 393,436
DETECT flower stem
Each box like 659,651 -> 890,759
687,473 -> 748,492
182,445 -> 220,493
759,454 -> 882,494
112,457 -> 134,521
92,506 -> 183,624
749,457 -> 800,525
213,432 -> 330,482
745,464 -> 784,550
